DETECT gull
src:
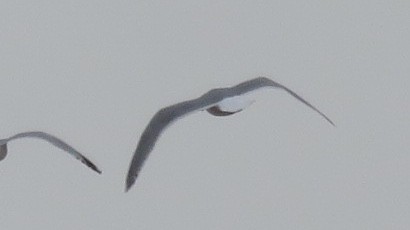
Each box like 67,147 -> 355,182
0,131 -> 102,174
126,77 -> 334,191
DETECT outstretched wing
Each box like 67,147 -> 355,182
232,77 -> 335,126
265,78 -> 335,126
126,98 -> 218,191
5,131 -> 101,174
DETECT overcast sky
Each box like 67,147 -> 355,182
1,0 -> 409,229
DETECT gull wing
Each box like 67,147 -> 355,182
126,95 -> 223,191
231,77 -> 335,126
0,131 -> 101,174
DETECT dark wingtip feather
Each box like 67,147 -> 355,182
327,117 -> 336,127
0,144 -> 8,161
125,174 -> 137,193
317,111 -> 336,127
81,157 -> 102,174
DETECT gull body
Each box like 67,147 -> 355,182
214,95 -> 256,114
126,77 -> 334,191
0,131 -> 101,174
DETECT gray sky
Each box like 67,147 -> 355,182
1,0 -> 409,229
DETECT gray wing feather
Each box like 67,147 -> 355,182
0,131 -> 101,174
241,77 -> 335,126
126,98 -> 218,191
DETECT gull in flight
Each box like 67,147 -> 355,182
0,131 -> 102,174
126,77 -> 334,191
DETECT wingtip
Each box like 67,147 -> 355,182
125,175 -> 136,193
0,144 -> 7,161
325,117 -> 336,127
125,183 -> 132,193
95,168 -> 103,174
81,157 -> 102,174
312,106 -> 335,127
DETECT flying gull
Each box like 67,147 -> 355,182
0,131 -> 102,174
126,77 -> 334,191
